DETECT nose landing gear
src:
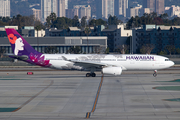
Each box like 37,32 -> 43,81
153,70 -> 157,77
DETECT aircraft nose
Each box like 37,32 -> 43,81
170,61 -> 175,66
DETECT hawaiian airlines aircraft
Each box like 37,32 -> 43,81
5,28 -> 174,77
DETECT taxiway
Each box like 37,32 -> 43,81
0,69 -> 180,119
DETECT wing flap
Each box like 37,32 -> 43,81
72,60 -> 108,68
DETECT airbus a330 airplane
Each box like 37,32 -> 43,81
5,28 -> 174,77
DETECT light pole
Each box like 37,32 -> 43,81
84,27 -> 91,53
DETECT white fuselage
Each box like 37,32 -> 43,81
42,54 -> 174,71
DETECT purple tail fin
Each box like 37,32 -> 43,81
5,29 -> 51,67
5,28 -> 40,56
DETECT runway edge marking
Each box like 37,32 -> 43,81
86,74 -> 104,119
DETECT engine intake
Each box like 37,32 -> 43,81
102,67 -> 122,75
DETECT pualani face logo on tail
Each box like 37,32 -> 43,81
8,34 -> 24,55
7,32 -> 51,67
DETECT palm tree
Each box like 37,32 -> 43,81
35,24 -> 42,52
84,27 -> 91,46
46,13 -> 57,28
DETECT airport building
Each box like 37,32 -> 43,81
19,26 -> 45,37
99,25 -> 132,52
0,36 -> 107,54
0,25 -> 132,53
132,25 -> 180,54
45,25 -> 132,52
0,26 -> 107,54
113,25 -> 132,50
0,26 -> 45,37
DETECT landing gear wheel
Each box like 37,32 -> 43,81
91,73 -> 96,77
86,73 -> 91,77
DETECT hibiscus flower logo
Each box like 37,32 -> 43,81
8,34 -> 17,44
29,53 -> 51,67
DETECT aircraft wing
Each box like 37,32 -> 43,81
62,56 -> 109,68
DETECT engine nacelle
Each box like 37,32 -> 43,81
102,67 -> 122,75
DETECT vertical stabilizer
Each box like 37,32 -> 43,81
5,28 -> 40,56
5,28 -> 51,67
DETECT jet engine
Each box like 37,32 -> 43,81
102,67 -> 122,75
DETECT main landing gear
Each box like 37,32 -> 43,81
86,73 -> 96,77
153,70 -> 157,77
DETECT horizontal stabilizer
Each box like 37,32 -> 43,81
4,53 -> 28,60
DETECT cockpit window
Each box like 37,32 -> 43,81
165,59 -> 170,61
